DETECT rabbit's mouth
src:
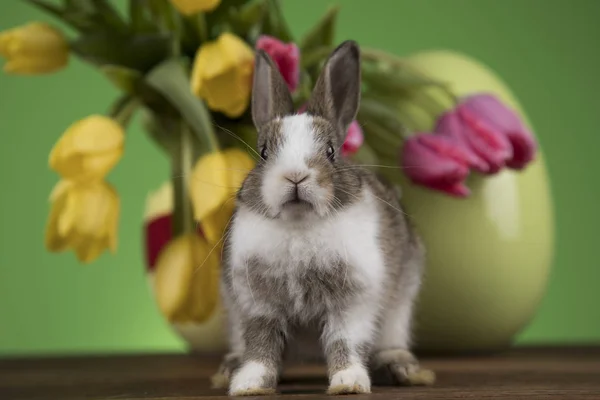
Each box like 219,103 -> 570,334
282,198 -> 313,210
279,197 -> 315,221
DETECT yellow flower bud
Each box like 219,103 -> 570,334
45,180 -> 120,263
191,33 -> 254,118
153,233 -> 220,323
189,148 -> 255,243
49,115 -> 125,182
0,22 -> 68,75
170,0 -> 221,15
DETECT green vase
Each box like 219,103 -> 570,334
385,50 -> 555,352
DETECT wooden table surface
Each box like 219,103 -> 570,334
1,346 -> 600,399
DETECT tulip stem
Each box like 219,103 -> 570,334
110,96 -> 139,127
195,13 -> 209,43
172,122 -> 196,236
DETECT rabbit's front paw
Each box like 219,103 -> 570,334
371,349 -> 435,386
211,352 -> 242,389
228,361 -> 277,396
327,364 -> 371,395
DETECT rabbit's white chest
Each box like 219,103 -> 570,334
229,190 -> 386,318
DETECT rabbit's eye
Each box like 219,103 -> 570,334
261,146 -> 268,160
326,144 -> 335,162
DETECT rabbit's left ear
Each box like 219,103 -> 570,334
306,41 -> 361,140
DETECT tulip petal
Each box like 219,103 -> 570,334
223,148 -> 255,189
153,235 -> 195,320
191,33 -> 254,118
462,94 -> 537,169
45,185 -> 71,252
256,35 -> 300,92
70,182 -> 117,237
46,180 -> 120,262
170,0 -> 221,15
0,22 -> 68,75
74,239 -> 107,264
188,235 -> 220,323
457,105 -> 512,173
434,111 -> 489,173
49,116 -> 124,181
189,151 -> 230,222
401,134 -> 472,197
341,121 -> 364,156
201,199 -> 236,245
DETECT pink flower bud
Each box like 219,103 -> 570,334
460,94 -> 537,170
341,121 -> 364,156
297,104 -> 363,157
435,93 -> 537,173
255,35 -> 300,92
401,134 -> 473,197
435,107 -> 512,174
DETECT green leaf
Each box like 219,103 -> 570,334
228,0 -> 268,38
361,123 -> 400,159
100,64 -> 175,116
140,108 -> 179,155
101,65 -> 143,93
24,0 -> 96,32
129,0 -> 158,33
358,98 -> 409,139
299,5 -> 339,53
300,46 -> 332,69
145,58 -> 219,153
71,32 -> 172,71
25,0 -> 64,17
147,0 -> 177,31
261,0 -> 293,42
65,0 -> 95,13
89,0 -> 129,33
109,95 -> 140,127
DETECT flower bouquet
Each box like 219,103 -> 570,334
2,0 -> 553,352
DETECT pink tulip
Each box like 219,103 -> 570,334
297,104 -> 363,157
435,108 -> 511,174
435,93 -> 537,173
255,35 -> 300,92
460,94 -> 537,170
401,134 -> 474,197
341,120 -> 364,156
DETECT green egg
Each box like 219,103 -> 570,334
388,50 -> 555,352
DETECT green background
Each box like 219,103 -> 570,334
1,0 -> 599,356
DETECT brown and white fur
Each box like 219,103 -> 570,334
213,41 -> 435,396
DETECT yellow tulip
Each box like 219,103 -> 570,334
0,22 -> 68,75
153,233 -> 220,323
170,0 -> 221,15
189,148 -> 255,244
191,33 -> 254,118
49,115 -> 125,182
45,180 -> 120,263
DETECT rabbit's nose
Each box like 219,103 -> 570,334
284,171 -> 310,185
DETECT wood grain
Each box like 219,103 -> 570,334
1,346 -> 599,399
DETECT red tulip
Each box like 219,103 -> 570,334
255,35 -> 300,92
401,134 -> 475,197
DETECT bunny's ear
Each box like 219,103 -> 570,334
306,41 -> 361,140
251,50 -> 294,129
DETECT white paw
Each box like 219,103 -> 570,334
327,364 -> 371,395
229,361 -> 275,396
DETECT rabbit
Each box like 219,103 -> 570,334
211,40 -> 435,396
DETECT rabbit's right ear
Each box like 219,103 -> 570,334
251,50 -> 294,129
